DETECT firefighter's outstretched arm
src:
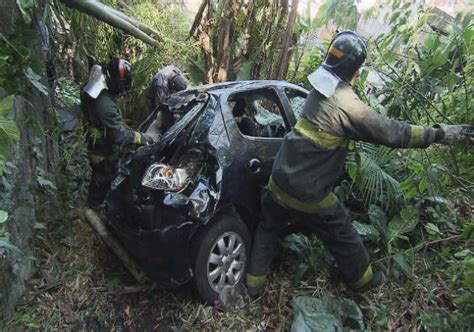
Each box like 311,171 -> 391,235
337,88 -> 441,148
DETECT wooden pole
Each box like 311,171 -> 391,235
82,208 -> 149,284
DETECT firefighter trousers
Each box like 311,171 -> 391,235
87,158 -> 118,208
248,187 -> 370,285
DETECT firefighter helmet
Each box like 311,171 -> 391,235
106,58 -> 133,95
169,73 -> 188,93
323,31 -> 367,82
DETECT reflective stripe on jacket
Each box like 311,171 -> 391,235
270,83 -> 437,210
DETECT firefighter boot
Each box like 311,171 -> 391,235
246,273 -> 266,297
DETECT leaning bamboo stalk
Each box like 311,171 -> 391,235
83,208 -> 149,284
91,0 -> 163,41
60,0 -> 160,47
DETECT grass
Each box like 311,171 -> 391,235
1,208 -> 469,330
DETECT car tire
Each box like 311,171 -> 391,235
192,212 -> 251,304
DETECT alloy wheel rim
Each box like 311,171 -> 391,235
207,231 -> 246,293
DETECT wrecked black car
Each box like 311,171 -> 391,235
106,80 -> 308,303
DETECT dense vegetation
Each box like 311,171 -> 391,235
0,0 -> 472,330
292,2 -> 474,329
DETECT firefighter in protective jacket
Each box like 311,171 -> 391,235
146,64 -> 188,111
145,65 -> 188,135
245,31 -> 448,295
81,58 -> 154,209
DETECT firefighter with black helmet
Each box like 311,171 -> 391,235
146,64 -> 188,111
146,65 -> 188,135
81,57 -> 155,209
245,31 -> 472,296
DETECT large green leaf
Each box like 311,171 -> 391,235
368,204 -> 387,237
463,27 -> 474,47
0,210 -> 8,223
465,258 -> 474,291
291,296 -> 365,331
0,133 -> 8,174
281,233 -> 312,255
16,0 -> 34,24
423,34 -> 440,51
0,95 -> 14,116
431,51 -> 449,68
353,221 -> 380,241
393,254 -> 412,276
453,292 -> 474,305
463,224 -> 474,240
352,143 -> 403,209
0,117 -> 20,141
387,205 -> 420,243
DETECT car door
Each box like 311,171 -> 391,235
219,86 -> 292,217
275,84 -> 309,126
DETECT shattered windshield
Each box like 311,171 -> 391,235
160,101 -> 207,143
254,102 -> 284,127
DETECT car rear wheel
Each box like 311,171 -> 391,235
193,212 -> 250,304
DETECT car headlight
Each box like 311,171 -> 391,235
141,163 -> 191,192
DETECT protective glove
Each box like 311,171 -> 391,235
140,133 -> 156,145
433,124 -> 474,146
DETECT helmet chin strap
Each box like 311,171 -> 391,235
349,69 -> 361,86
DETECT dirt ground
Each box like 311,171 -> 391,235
1,208 -> 378,331
1,204 -> 466,330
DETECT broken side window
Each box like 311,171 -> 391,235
228,88 -> 288,138
285,88 -> 307,119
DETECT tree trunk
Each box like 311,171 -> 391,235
275,0 -> 299,79
189,0 -> 208,38
190,0 -> 299,82
251,0 -> 278,78
267,0 -> 288,79
216,0 -> 242,82
232,0 -> 257,74
0,1 -> 59,319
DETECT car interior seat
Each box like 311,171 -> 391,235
232,99 -> 258,137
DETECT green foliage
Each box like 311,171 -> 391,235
55,0 -> 196,122
0,1 -> 51,175
281,233 -> 325,284
347,143 -> 404,210
287,12 -> 472,328
0,162 -> 23,255
344,5 -> 473,284
190,0 -> 301,82
16,0 -> 35,24
0,24 -> 45,97
313,0 -> 360,30
0,95 -> 20,174
0,210 -> 7,223
121,1 -> 197,121
56,78 -> 80,107
452,228 -> 474,328
290,43 -> 327,88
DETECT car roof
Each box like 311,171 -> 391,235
175,80 -> 308,97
